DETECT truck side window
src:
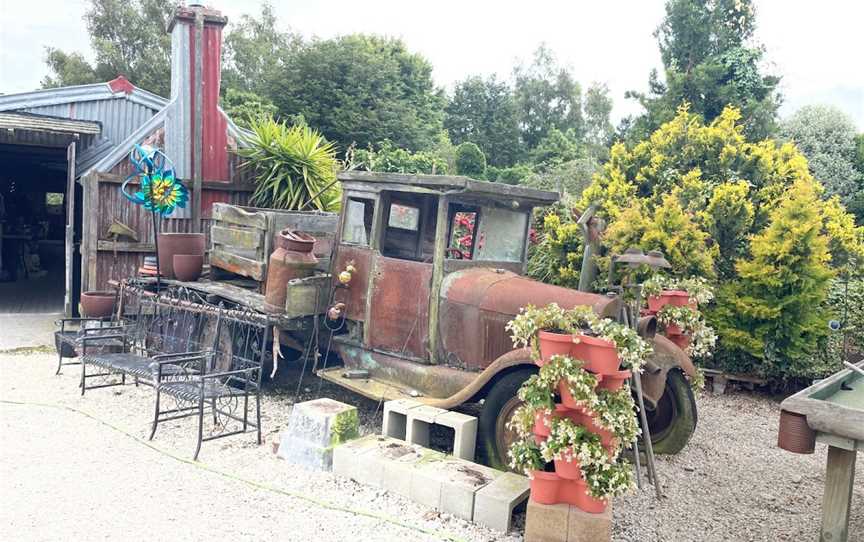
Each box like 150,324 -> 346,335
341,198 -> 374,246
380,193 -> 437,262
446,206 -> 479,260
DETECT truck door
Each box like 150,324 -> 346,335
366,192 -> 438,361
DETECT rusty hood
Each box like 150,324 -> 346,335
441,268 -> 620,318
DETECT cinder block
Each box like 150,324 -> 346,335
406,405 -> 446,447
525,498 -> 571,542
567,504 -> 612,542
409,454 -> 446,509
473,472 -> 530,532
435,411 -> 478,461
383,399 -> 422,440
332,435 -> 383,481
439,458 -> 497,521
278,398 -> 358,471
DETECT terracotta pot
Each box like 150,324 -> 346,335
554,404 -> 583,424
579,412 -> 618,451
646,289 -> 691,313
558,379 -> 596,410
157,233 -> 205,279
777,410 -> 816,454
597,370 -> 631,391
666,333 -> 691,351
529,471 -> 561,504
533,410 -> 552,441
173,254 -> 204,282
538,330 -> 575,366
80,291 -> 115,318
554,455 -> 584,481
574,479 -> 608,514
572,334 -> 620,375
664,323 -> 684,336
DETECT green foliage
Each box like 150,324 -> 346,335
455,142 -> 487,178
238,117 -> 340,212
779,105 -> 864,217
521,158 -> 599,196
269,34 -> 445,152
350,140 -> 449,175
529,129 -> 583,169
710,180 -> 835,379
43,0 -> 175,96
485,164 -> 533,185
582,83 -> 615,160
444,76 -> 523,167
627,0 -> 780,141
221,89 -> 278,130
527,207 -> 584,288
702,181 -> 754,278
513,45 -> 583,149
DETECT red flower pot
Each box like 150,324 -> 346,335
574,479 -> 608,514
667,333 -> 691,351
646,289 -> 690,313
554,455 -> 584,480
533,410 -> 552,440
554,404 -> 582,424
80,291 -> 115,318
530,471 -> 561,504
558,380 -> 583,410
172,254 -> 203,282
597,370 -> 631,391
571,334 -> 620,374
579,412 -> 617,451
664,323 -> 684,336
538,331 -> 576,366
157,233 -> 205,279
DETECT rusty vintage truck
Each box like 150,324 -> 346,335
155,171 -> 698,468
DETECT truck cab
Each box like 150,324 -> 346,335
320,171 -> 697,467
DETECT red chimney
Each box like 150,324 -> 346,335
165,5 -> 228,185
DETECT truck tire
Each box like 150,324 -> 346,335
644,369 -> 697,455
477,368 -> 537,470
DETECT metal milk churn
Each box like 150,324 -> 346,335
263,229 -> 318,313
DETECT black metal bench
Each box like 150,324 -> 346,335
54,317 -> 127,376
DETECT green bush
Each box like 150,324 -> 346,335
455,142 -> 487,178
485,163 -> 533,185
350,140 -> 449,175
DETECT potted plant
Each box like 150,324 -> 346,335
543,355 -> 600,410
515,373 -> 556,439
579,458 -> 635,513
541,417 -> 607,481
586,386 -> 641,452
656,305 -> 717,358
507,303 -> 577,365
581,309 -> 651,375
509,438 -> 560,504
643,275 -> 714,313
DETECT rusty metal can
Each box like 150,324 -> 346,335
263,229 -> 318,314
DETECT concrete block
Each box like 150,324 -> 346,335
473,472 -> 530,532
382,399 -> 422,440
439,458 -> 498,521
525,498 -> 571,542
435,410 -> 478,461
567,504 -> 612,542
406,405 -> 446,447
278,398 -> 359,471
332,435 -> 383,481
409,457 -> 445,509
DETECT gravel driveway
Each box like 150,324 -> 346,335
1,338 -> 862,541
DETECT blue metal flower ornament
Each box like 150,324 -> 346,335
121,144 -> 188,216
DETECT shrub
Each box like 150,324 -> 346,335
350,140 -> 449,175
455,142 -> 487,177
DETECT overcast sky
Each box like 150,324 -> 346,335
1,0 -> 862,129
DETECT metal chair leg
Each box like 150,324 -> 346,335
80,362 -> 86,395
55,353 -> 63,375
255,392 -> 262,445
149,390 -> 161,441
193,395 -> 205,461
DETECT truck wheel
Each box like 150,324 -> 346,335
643,369 -> 697,455
477,368 -> 536,470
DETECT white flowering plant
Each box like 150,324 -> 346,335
642,274 -> 714,305
508,437 -> 545,475
588,386 -> 641,445
582,457 -> 635,499
540,416 -> 607,465
657,305 -> 717,360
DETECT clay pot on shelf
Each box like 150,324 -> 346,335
646,289 -> 690,314
529,471 -> 561,504
80,291 -> 115,318
538,331 -> 576,366
553,455 -> 584,481
173,254 -> 204,282
597,370 -> 631,391
571,334 -> 620,374
157,233 -> 205,279
574,480 -> 608,514
263,229 -> 318,314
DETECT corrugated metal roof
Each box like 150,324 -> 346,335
0,80 -> 167,175
0,111 -> 101,134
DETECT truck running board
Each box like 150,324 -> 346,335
317,367 -> 436,405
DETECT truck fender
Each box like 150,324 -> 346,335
641,334 -> 697,406
426,348 -> 536,410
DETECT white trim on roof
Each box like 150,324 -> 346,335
0,81 -> 167,113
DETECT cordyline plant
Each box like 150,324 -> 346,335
506,304 -> 652,372
238,116 -> 341,212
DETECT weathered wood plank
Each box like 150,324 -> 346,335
211,225 -> 263,251
210,248 -> 265,281
820,445 -> 857,542
97,241 -> 156,253
212,202 -> 268,230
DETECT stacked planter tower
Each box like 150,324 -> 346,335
645,289 -> 694,350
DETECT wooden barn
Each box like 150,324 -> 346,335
0,5 -> 252,315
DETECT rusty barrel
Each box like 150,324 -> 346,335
263,229 -> 318,314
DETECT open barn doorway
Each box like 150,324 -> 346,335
0,142 -> 81,315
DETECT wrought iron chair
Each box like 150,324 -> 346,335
79,289 -> 218,394
149,304 -> 269,460
54,317 -> 128,376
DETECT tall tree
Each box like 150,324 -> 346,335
582,82 -> 614,159
43,0 -> 175,97
779,105 -> 864,213
627,0 -> 780,141
221,3 -> 296,97
513,45 -> 583,150
444,75 -> 522,167
268,34 -> 446,152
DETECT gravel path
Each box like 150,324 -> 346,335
1,343 -> 862,541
